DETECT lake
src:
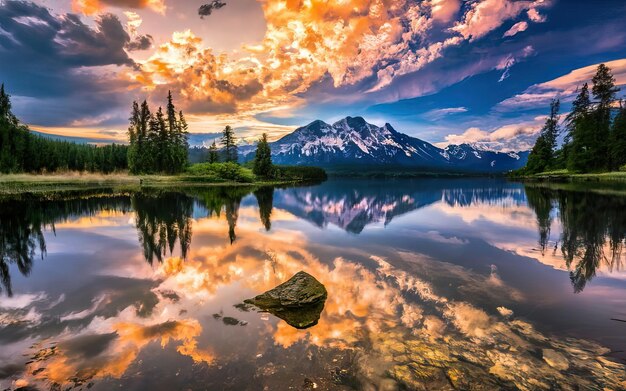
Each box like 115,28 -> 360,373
1,179 -> 625,390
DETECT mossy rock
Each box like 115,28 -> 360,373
244,271 -> 327,329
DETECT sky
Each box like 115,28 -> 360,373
0,0 -> 625,151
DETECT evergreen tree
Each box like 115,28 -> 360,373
128,101 -> 140,173
0,84 -> 17,126
591,63 -> 619,169
609,101 -> 626,169
253,133 -> 273,178
0,83 -> 128,174
126,94 -> 189,174
155,107 -> 168,172
567,84 -> 593,172
525,99 -> 560,174
176,110 -> 189,171
138,100 -> 151,172
221,125 -> 238,163
208,140 -> 219,163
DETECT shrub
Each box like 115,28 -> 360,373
186,162 -> 255,183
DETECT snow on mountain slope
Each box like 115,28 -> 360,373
242,116 -> 529,173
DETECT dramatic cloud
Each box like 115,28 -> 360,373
451,0 -> 548,41
527,7 -> 547,23
440,118 -> 545,151
72,0 -> 166,15
503,21 -> 529,37
429,0 -> 461,23
0,1 -> 138,126
198,0 -> 226,19
132,0 -> 553,121
126,34 -> 153,51
497,58 -> 626,111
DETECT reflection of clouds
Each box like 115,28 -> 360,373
3,202 -> 626,390
157,212 -> 625,389
53,210 -> 133,229
24,318 -> 213,387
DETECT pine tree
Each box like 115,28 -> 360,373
208,140 -> 219,163
155,107 -> 169,172
128,101 -> 140,173
525,99 -> 560,174
176,110 -> 189,171
591,63 -> 619,170
610,101 -> 626,169
253,133 -> 273,178
126,94 -> 188,174
567,84 -> 592,172
0,83 -> 18,126
221,125 -> 238,163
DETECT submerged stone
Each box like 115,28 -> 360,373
244,271 -> 328,329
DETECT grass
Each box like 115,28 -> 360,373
528,169 -> 626,182
0,163 -> 328,194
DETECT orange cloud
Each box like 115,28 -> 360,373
128,0 -> 525,121
72,0 -> 166,15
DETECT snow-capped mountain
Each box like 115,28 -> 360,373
240,116 -> 529,173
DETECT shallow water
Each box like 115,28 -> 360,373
1,179 -> 625,390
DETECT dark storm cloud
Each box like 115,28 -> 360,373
0,1 -> 133,67
198,0 -> 226,19
0,1 -> 137,126
126,34 -> 154,51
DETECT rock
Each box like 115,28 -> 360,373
244,271 -> 327,329
246,271 -> 327,308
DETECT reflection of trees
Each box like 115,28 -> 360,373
190,187 -> 251,244
525,186 -> 555,255
254,187 -> 274,231
0,192 -> 131,296
132,191 -> 194,264
525,186 -> 626,292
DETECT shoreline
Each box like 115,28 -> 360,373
0,173 -> 311,195
513,171 -> 626,183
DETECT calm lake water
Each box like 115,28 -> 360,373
1,179 -> 626,390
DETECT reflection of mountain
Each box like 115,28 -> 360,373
273,179 -> 526,234
525,185 -> 626,293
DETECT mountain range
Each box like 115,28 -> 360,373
238,116 -> 529,173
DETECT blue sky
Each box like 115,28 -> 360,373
0,0 -> 625,150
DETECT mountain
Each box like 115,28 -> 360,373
241,117 -> 529,173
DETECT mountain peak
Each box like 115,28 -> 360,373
333,116 -> 368,129
256,117 -> 528,173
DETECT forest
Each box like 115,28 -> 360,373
522,63 -> 626,174
0,84 -> 128,173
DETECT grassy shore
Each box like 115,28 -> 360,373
518,169 -> 626,182
0,168 -> 324,195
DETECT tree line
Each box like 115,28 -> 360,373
204,123 -> 275,179
0,84 -> 128,173
523,63 -> 625,174
127,92 -> 189,174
